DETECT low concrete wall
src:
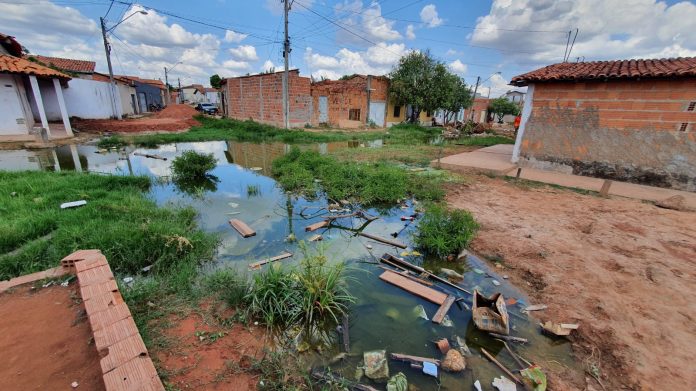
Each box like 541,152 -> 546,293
63,78 -> 115,119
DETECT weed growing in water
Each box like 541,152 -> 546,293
171,150 -> 217,180
272,148 -> 445,204
247,184 -> 261,197
96,136 -> 127,149
413,203 -> 479,258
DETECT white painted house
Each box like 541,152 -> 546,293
0,33 -> 73,140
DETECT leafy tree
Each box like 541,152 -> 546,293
388,51 -> 438,123
488,97 -> 521,123
439,73 -> 472,124
209,74 -> 222,89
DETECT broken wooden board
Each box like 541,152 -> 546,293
308,234 -> 323,242
524,304 -> 548,312
229,219 -> 256,238
133,152 -> 167,160
540,321 -> 578,336
432,295 -> 456,324
389,353 -> 440,366
358,232 -> 407,248
248,251 -> 293,270
305,221 -> 329,232
379,270 -> 447,305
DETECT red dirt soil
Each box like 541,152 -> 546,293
73,104 -> 200,133
446,175 -> 696,391
154,304 -> 267,390
0,284 -> 105,391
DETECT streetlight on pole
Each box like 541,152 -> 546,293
470,71 -> 501,121
100,10 -> 148,120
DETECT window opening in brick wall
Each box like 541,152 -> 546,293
679,123 -> 688,132
393,105 -> 401,117
349,108 -> 361,121
688,102 -> 696,112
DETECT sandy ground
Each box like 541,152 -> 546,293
73,104 -> 200,133
0,284 -> 105,390
445,175 -> 696,390
154,302 -> 268,390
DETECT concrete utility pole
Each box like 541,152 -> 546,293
164,67 -> 169,105
100,17 -> 119,120
469,76 -> 480,121
282,0 -> 291,129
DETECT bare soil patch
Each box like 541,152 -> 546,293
446,175 -> 696,390
153,303 -> 268,390
0,284 -> 104,390
73,104 -> 200,133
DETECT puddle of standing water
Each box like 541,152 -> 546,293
0,140 -> 579,389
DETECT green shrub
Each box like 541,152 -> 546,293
413,203 -> 479,257
204,269 -> 250,308
171,151 -> 217,180
97,136 -> 127,149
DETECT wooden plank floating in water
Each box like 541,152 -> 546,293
229,219 -> 256,238
481,347 -> 522,384
358,232 -> 407,248
308,234 -> 323,242
133,152 -> 167,160
379,270 -> 447,305
305,220 -> 329,232
432,295 -> 456,324
389,353 -> 440,366
248,252 -> 293,270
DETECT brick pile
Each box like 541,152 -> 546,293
62,250 -> 164,391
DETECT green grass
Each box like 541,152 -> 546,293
455,135 -> 515,146
96,135 -> 127,149
271,148 -> 447,205
0,171 -> 217,280
128,116 -> 384,146
171,150 -> 217,180
413,203 -> 479,258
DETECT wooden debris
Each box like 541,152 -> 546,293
377,265 -> 433,286
308,234 -> 323,242
229,219 -> 256,237
489,333 -> 528,344
341,315 -> 350,352
311,370 -> 378,391
432,295 -> 456,324
481,348 -> 522,384
133,152 -> 167,160
524,304 -> 548,312
497,340 -> 525,369
380,254 -> 471,295
248,252 -> 293,270
305,220 -> 329,232
435,338 -> 450,354
540,321 -> 578,336
358,232 -> 407,248
389,353 -> 440,366
379,270 -> 447,305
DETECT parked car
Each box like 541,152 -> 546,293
195,103 -> 218,115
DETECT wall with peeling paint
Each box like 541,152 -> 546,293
519,79 -> 696,191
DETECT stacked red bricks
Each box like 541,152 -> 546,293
61,250 -> 164,391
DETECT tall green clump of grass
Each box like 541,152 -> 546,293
171,150 -> 217,180
413,203 -> 479,258
204,269 -> 250,308
245,246 -> 354,331
97,135 -> 127,149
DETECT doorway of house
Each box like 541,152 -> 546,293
318,96 -> 328,123
137,92 -> 147,113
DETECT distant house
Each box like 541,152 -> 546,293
204,87 -> 220,105
26,55 -> 96,79
312,75 -> 389,128
510,57 -> 696,191
503,90 -> 525,105
118,76 -> 166,112
181,84 -> 206,104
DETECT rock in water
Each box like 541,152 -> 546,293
440,268 -> 463,280
441,349 -> 466,372
387,372 -> 408,391
364,350 -> 389,380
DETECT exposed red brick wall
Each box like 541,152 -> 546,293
222,70 -> 312,127
310,75 -> 389,127
520,78 -> 696,191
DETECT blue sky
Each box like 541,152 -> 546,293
1,0 -> 695,96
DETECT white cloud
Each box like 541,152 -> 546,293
261,60 -> 278,72
224,30 -> 247,43
472,0 -> 696,63
448,59 -> 468,74
335,1 -> 401,45
229,45 -> 259,61
406,24 -> 416,40
420,4 -> 443,28
222,59 -> 252,71
478,74 -> 525,99
117,5 -> 203,48
304,43 -> 409,80
445,49 -> 459,56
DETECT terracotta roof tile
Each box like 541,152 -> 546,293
0,54 -> 71,79
511,57 -> 696,86
28,55 -> 96,73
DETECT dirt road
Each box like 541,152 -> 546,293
446,175 -> 696,390
73,104 -> 200,133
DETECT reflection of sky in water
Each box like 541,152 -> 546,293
0,140 -> 578,390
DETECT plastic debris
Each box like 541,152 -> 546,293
455,336 -> 472,356
228,202 -> 239,208
71,381 -> 79,388
440,315 -> 454,327
60,200 -> 87,209
473,268 -> 485,274
521,365 -> 547,391
386,372 -> 407,391
492,376 -> 517,391
365,244 -> 373,250
422,361 -> 438,377
492,279 -> 501,286
474,380 -> 483,391
364,350 -> 389,380
440,268 -> 463,280
142,265 -> 153,272
524,304 -> 548,312
123,277 -> 134,284
250,167 -> 262,171
413,305 -> 429,321
385,308 -> 400,320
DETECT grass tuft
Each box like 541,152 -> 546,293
413,203 -> 479,258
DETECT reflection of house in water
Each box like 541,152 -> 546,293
0,144 -> 85,171
224,140 -> 383,175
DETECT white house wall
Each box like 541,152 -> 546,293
206,91 -> 219,104
62,78 -> 114,119
0,74 -> 33,135
116,83 -> 137,115
27,78 -> 62,121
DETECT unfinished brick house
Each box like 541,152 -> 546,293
220,69 -> 312,127
511,57 -> 696,191
311,75 -> 389,128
